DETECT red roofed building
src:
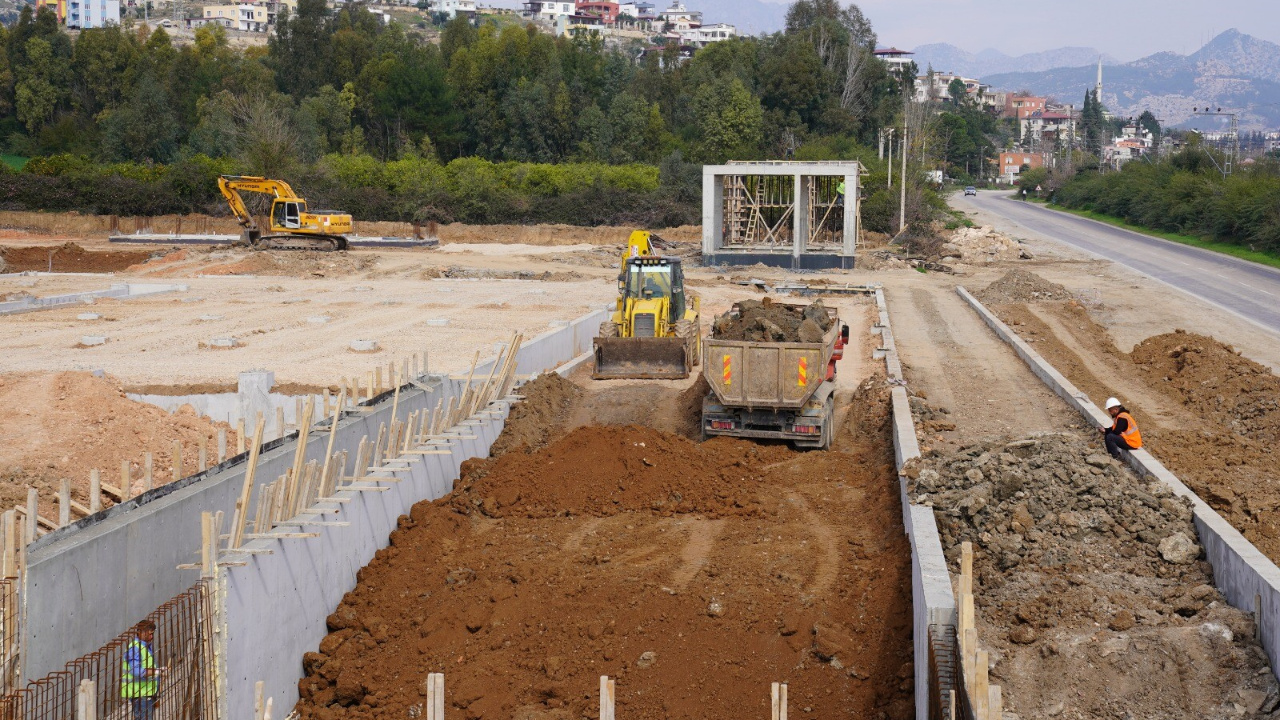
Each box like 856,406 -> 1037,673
576,0 -> 618,23
873,47 -> 914,76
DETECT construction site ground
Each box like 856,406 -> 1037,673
8,208 -> 1280,717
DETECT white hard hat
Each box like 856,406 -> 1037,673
1105,397 -> 1121,410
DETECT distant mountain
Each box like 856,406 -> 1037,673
982,29 -> 1280,130
910,43 -> 1119,77
480,0 -> 786,34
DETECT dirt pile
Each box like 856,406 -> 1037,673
1132,329 -> 1280,443
293,380 -> 914,720
939,226 -> 1030,263
0,243 -> 153,272
193,250 -> 379,278
0,372 -> 237,518
912,432 -> 1276,718
712,298 -> 833,343
487,373 -> 582,456
453,425 -> 791,519
975,269 -> 1072,304
419,266 -> 584,282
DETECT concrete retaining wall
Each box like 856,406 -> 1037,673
957,285 -> 1280,682
23,309 -> 606,681
874,289 -> 956,720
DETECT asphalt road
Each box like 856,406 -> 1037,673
961,191 -> 1280,335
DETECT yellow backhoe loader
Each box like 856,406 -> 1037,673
217,175 -> 352,251
593,230 -> 701,380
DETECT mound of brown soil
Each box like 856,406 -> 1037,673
454,425 -> 791,519
1132,329 -> 1280,444
488,373 -> 582,456
712,298 -> 833,342
295,407 -> 914,720
0,372 -> 238,518
0,243 -> 153,273
975,270 -> 1071,304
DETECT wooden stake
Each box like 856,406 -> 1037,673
320,390 -> 346,496
390,383 -> 402,428
237,418 -> 247,454
77,678 -> 96,720
119,459 -> 132,501
200,512 -> 213,578
254,681 -> 265,720
988,685 -> 1002,720
367,371 -> 375,401
143,453 -> 154,492
974,650 -> 989,719
58,478 -> 71,527
218,428 -> 227,463
2,510 -> 17,578
230,420 -> 267,549
89,470 -> 101,513
24,488 -> 37,544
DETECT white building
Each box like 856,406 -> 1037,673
237,3 -> 267,31
658,0 -> 699,29
431,0 -> 475,17
678,22 -> 736,47
67,0 -> 119,28
522,0 -> 573,20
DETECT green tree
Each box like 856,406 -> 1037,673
15,37 -> 70,133
99,67 -> 179,162
693,76 -> 763,163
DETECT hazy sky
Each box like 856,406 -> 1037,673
760,0 -> 1280,60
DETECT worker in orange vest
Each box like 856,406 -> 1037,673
1101,397 -> 1142,458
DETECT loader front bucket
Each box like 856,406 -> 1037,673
592,336 -> 692,380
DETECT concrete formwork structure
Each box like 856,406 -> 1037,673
22,309 -> 607,684
701,161 -> 861,269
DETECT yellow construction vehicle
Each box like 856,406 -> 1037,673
217,175 -> 352,251
593,230 -> 701,379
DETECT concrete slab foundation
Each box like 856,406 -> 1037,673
0,282 -> 187,316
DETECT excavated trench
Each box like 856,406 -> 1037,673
292,372 -> 916,720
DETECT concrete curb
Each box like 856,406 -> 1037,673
957,284 -> 1280,681
874,288 -> 956,720
0,282 -> 187,315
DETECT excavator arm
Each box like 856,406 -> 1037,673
217,175 -> 301,232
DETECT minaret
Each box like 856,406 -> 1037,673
1095,57 -> 1103,100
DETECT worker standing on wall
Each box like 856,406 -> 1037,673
1101,397 -> 1142,459
121,620 -> 164,720
836,180 -> 846,206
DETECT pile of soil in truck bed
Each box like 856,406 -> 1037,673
711,298 -> 833,343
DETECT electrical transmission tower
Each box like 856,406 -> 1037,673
1192,106 -> 1239,178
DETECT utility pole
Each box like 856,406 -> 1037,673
886,129 -> 895,188
899,125 -> 908,232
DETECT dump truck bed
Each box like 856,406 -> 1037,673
703,303 -> 839,410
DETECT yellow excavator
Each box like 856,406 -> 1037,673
217,175 -> 352,251
593,230 -> 701,379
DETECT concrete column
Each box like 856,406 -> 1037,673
701,167 -> 722,255
237,370 -> 275,429
843,171 -> 860,257
792,173 -> 804,262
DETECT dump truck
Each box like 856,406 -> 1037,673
218,175 -> 352,251
592,230 -> 701,380
701,301 -> 844,449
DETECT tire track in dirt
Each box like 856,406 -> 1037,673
668,517 -> 725,591
785,492 -> 840,597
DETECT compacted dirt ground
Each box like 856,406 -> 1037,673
292,364 -> 916,720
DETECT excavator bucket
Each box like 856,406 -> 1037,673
592,336 -> 692,380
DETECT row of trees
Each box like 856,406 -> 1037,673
0,0 -> 910,169
1050,147 -> 1280,251
0,0 -> 951,231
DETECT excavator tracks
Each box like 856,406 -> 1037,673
253,234 -> 349,252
